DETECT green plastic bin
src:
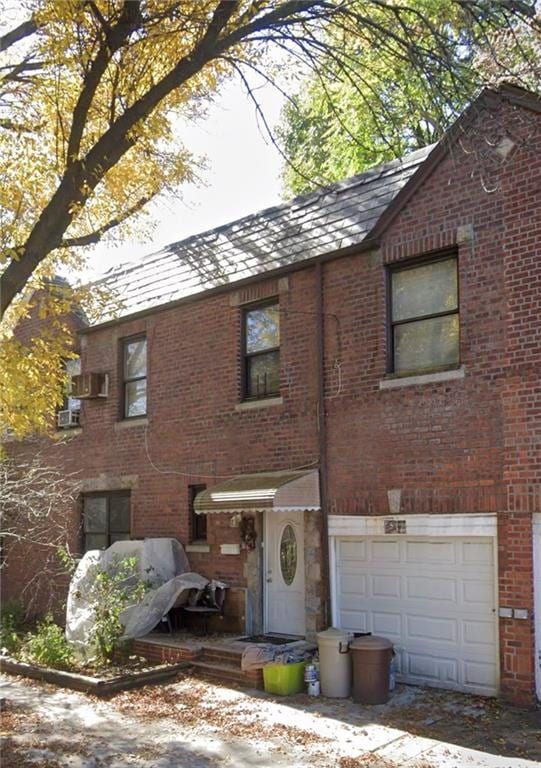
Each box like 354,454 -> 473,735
263,661 -> 306,695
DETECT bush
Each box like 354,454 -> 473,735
23,613 -> 74,670
0,601 -> 25,655
87,556 -> 150,668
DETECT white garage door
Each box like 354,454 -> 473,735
335,537 -> 498,696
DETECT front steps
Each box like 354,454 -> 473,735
132,635 -> 264,689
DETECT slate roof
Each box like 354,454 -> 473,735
98,143 -> 434,319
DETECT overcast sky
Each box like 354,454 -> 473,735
84,75 -> 286,280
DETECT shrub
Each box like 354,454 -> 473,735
0,601 -> 25,656
23,613 -> 74,670
87,556 -> 150,668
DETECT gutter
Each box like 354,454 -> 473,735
315,261 -> 331,628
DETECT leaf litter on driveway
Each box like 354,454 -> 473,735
1,672 -> 539,768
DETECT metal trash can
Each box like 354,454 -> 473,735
350,635 -> 393,704
316,627 -> 353,698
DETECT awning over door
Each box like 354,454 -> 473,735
194,469 -> 320,515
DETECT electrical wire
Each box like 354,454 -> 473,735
143,425 -> 319,479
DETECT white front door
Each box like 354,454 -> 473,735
265,510 -> 306,636
534,515 -> 541,702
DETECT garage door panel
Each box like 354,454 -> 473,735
406,540 -> 457,564
335,535 -> 498,696
407,652 -> 459,684
462,541 -> 493,565
371,540 -> 400,561
462,579 -> 493,606
372,612 -> 402,637
406,615 -> 458,643
340,610 -> 369,632
371,574 -> 401,598
339,573 -> 367,596
463,660 -> 498,689
406,576 -> 456,602
463,619 -> 497,648
339,540 -> 367,560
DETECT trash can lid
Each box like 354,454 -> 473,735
316,627 -> 352,644
350,635 -> 393,651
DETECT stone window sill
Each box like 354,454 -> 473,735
185,542 -> 210,553
114,417 -> 149,431
55,427 -> 83,439
235,396 -> 283,412
379,366 -> 465,390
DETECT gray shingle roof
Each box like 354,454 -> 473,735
99,144 -> 434,318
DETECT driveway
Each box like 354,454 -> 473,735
1,672 -> 539,767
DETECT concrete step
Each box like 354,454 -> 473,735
190,660 -> 247,686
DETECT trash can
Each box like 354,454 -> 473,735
316,627 -> 353,698
350,635 -> 393,704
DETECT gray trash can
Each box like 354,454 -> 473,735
317,627 -> 353,698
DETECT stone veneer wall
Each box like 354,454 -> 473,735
243,512 -> 263,634
304,510 -> 325,640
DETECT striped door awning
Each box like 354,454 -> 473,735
194,469 -> 320,515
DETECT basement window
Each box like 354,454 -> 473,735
82,491 -> 131,552
388,253 -> 459,375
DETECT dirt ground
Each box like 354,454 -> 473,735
1,672 -> 539,768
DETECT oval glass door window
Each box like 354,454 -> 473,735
280,524 -> 297,585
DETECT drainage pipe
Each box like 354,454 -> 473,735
315,260 -> 331,628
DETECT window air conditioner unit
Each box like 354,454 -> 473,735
71,373 -> 109,399
57,409 -> 80,428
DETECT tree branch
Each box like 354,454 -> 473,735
67,1 -> 143,164
59,194 -> 152,248
0,18 -> 37,52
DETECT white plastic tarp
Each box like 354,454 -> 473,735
65,538 -> 208,657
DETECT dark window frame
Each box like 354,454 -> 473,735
120,334 -> 147,420
386,250 -> 460,375
241,298 -> 280,401
189,484 -> 207,542
82,490 -> 131,553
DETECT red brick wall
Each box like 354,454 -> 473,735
497,101 -> 541,705
3,271 -> 321,606
322,95 -> 540,705
4,93 -> 539,705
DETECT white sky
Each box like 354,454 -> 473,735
83,75 -> 286,280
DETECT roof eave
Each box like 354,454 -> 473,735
79,236 -> 379,335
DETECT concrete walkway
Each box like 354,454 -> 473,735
1,673 -> 539,767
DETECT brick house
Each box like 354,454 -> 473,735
3,84 -> 540,707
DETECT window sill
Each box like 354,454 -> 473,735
114,417 -> 148,431
55,427 -> 83,439
379,366 -> 465,390
185,542 -> 210,553
235,396 -> 283,412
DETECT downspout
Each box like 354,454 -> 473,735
315,260 -> 331,628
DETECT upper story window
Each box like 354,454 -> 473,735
82,491 -> 131,552
243,301 -> 280,399
189,484 -> 207,542
389,254 -> 459,374
122,336 -> 147,418
57,357 -> 81,429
